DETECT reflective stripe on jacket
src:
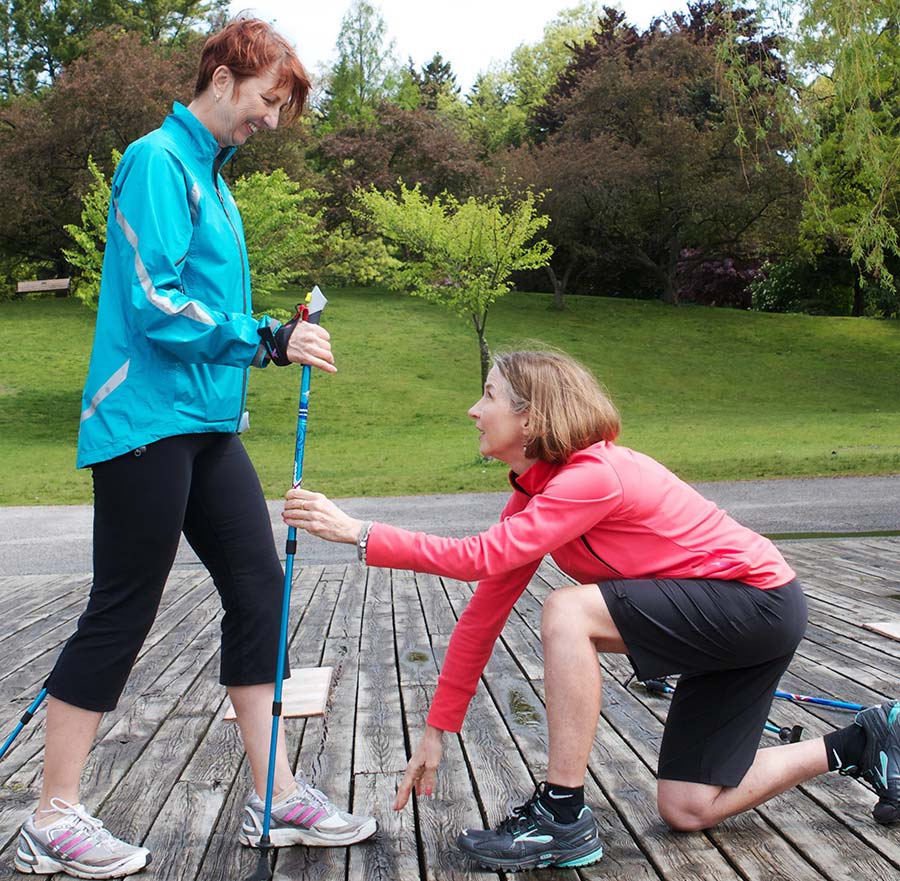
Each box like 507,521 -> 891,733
77,102 -> 271,468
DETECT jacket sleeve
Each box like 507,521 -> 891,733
365,460 -> 624,732
425,558 -> 542,732
111,143 -> 269,367
364,458 -> 624,580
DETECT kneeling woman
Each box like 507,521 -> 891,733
284,350 -> 898,872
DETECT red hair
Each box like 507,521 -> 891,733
195,17 -> 310,122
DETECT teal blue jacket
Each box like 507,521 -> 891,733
77,103 -> 273,468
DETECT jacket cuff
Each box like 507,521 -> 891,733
252,317 -> 281,368
425,677 -> 475,733
364,522 -> 419,570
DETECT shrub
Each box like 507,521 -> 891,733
676,249 -> 760,309
750,256 -> 853,316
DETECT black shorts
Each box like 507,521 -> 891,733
598,577 -> 807,787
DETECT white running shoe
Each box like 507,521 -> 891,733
15,798 -> 151,879
239,781 -> 376,847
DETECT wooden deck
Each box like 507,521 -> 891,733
1,537 -> 899,880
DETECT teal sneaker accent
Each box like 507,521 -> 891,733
457,783 -> 604,871
855,700 -> 900,825
557,844 -> 605,867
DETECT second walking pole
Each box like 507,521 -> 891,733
249,285 -> 327,881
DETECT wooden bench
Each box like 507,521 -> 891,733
16,277 -> 70,296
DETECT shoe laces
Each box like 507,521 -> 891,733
496,786 -> 542,835
295,780 -> 335,814
44,798 -> 115,847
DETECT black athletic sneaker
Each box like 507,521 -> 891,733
855,700 -> 900,825
456,785 -> 603,871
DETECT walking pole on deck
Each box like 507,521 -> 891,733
248,286 -> 327,881
0,688 -> 48,762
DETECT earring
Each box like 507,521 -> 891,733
215,93 -> 221,103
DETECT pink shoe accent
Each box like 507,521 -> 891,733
67,840 -> 94,860
304,809 -> 327,827
56,833 -> 87,856
284,803 -> 309,823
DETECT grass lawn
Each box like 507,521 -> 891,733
1,287 -> 898,506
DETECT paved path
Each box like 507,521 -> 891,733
0,475 -> 898,576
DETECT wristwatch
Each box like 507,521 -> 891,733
357,521 -> 373,562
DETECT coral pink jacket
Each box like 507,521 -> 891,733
365,441 -> 796,732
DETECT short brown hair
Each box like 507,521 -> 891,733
493,351 -> 620,463
195,17 -> 310,122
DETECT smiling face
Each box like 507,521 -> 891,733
210,66 -> 291,147
468,366 -> 532,469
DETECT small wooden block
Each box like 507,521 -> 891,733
863,621 -> 900,642
223,667 -> 333,720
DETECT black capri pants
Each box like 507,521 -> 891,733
599,577 -> 807,787
46,432 -> 287,712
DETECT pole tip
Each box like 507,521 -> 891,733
245,844 -> 273,881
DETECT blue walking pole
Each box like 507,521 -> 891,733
248,286 -> 327,881
773,690 -> 864,712
0,688 -> 48,762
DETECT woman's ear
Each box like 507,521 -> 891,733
211,65 -> 234,98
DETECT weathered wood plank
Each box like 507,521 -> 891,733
348,772 -> 420,881
1,537 -> 898,881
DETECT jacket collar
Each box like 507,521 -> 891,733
508,458 -> 557,497
165,102 -> 237,169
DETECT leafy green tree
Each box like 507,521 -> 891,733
723,0 -> 900,315
62,151 -> 119,308
320,0 -> 400,127
0,0 -> 224,97
312,224 -> 399,287
230,169 -> 324,304
408,52 -> 459,110
355,182 -> 552,386
465,1 -> 605,154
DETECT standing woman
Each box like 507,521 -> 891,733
285,350 -> 899,872
15,18 -> 374,880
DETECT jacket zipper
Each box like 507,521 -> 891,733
511,474 -> 624,576
213,149 -> 249,429
579,536 -> 623,576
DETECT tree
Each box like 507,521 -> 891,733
465,1 -> 605,154
230,170 -> 323,303
719,2 -> 900,316
518,2 -> 798,304
355,182 -> 552,386
315,103 -> 485,225
62,151 -> 119,308
407,52 -> 459,110
0,0 -> 224,97
319,0 -> 400,126
0,28 -> 198,275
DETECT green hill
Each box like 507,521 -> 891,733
1,288 -> 898,505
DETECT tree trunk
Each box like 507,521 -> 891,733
545,260 -> 575,311
851,274 -> 865,317
473,312 -> 491,389
660,238 -> 681,305
660,270 -> 679,305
